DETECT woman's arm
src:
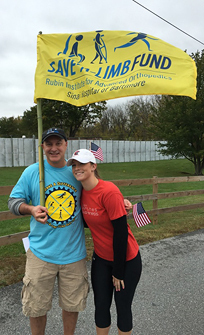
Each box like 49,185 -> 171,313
111,215 -> 128,279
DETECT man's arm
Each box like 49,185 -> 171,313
8,197 -> 25,216
8,197 -> 48,224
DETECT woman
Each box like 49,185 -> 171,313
67,149 -> 142,335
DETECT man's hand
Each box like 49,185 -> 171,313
30,206 -> 48,224
19,203 -> 48,224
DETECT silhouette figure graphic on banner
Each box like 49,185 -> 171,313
114,32 -> 158,52
58,34 -> 85,64
91,30 -> 107,64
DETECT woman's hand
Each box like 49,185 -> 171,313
124,199 -> 132,215
112,276 -> 125,291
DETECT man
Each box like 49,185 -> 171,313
8,127 -> 89,335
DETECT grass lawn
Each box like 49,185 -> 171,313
1,158 -> 204,287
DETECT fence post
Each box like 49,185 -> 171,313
32,135 -> 36,163
10,136 -> 14,167
152,176 -> 158,225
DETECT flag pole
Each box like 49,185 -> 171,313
37,98 -> 45,206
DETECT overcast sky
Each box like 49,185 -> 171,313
1,0 -> 203,118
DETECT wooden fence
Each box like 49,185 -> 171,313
1,175 -> 204,246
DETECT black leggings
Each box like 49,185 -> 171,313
91,251 -> 142,332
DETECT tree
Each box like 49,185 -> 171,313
102,105 -> 129,140
22,99 -> 107,138
150,50 -> 204,175
21,107 -> 38,138
0,116 -> 23,138
127,97 -> 154,140
78,104 -> 130,140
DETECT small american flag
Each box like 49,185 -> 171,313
91,142 -> 104,161
133,202 -> 151,228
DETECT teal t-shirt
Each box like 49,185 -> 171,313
10,160 -> 86,264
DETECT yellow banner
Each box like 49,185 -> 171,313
34,30 -> 197,105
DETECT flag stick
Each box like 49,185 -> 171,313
37,99 -> 45,206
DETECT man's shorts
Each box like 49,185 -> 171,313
21,249 -> 89,317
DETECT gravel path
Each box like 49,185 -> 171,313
1,229 -> 203,335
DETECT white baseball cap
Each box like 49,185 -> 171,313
67,149 -> 96,166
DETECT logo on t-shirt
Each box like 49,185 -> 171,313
82,204 -> 99,216
45,185 -> 77,228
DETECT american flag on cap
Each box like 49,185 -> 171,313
91,142 -> 103,161
133,202 -> 151,228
